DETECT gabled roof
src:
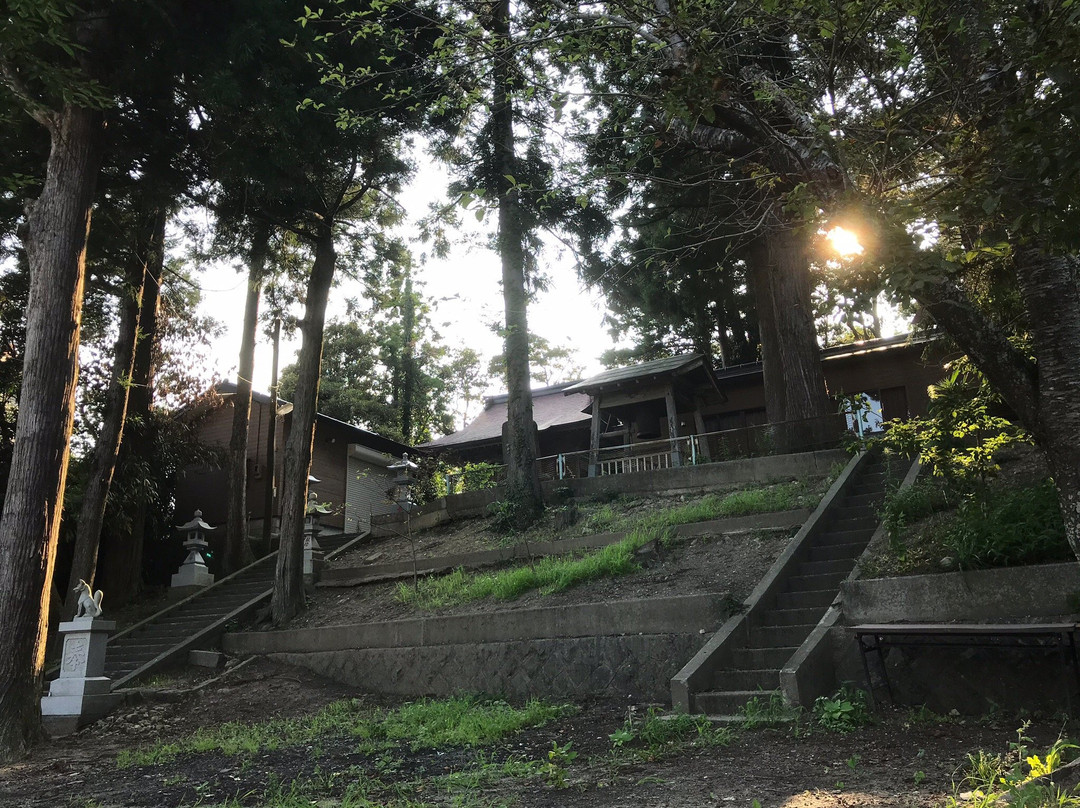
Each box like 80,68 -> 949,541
214,381 -> 411,457
562,354 -> 706,395
420,381 -> 592,450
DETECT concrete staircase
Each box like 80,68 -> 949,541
688,454 -> 890,718
102,532 -> 365,689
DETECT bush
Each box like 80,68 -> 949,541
812,686 -> 872,732
941,480 -> 1069,569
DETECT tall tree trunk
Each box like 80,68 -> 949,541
96,206 -> 166,606
224,227 -> 270,573
400,272 -> 416,444
492,0 -> 542,524
0,102 -> 104,762
271,228 -> 335,625
262,317 -> 281,549
62,220 -> 147,617
748,221 -> 832,452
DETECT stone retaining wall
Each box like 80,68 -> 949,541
268,633 -> 703,702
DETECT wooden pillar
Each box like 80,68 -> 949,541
665,385 -> 682,467
693,408 -> 712,462
588,395 -> 602,477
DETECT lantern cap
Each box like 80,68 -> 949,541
388,452 -> 419,473
176,509 -> 215,532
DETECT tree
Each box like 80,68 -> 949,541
488,334 -> 584,386
444,347 -> 489,431
0,0 -> 111,760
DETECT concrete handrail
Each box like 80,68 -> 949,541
670,450 -> 875,712
778,458 -> 920,706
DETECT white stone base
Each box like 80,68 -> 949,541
171,563 -> 214,589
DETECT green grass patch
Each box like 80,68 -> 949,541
116,696 -> 574,768
396,529 -> 659,609
583,479 -> 826,536
607,708 -> 733,762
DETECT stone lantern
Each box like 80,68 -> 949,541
171,508 -> 216,595
387,452 -> 419,513
304,491 -> 331,583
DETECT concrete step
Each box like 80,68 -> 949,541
829,504 -> 877,521
807,541 -> 864,563
732,645 -> 799,669
758,606 -> 826,627
814,528 -> 874,546
747,624 -> 816,648
844,492 -> 884,509
795,558 -> 852,577
710,668 -> 780,691
773,588 -> 835,610
785,571 -> 846,593
694,689 -> 780,715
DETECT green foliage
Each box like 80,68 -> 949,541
459,462 -> 502,493
395,529 -> 658,609
607,708 -> 733,762
812,687 -> 872,733
486,496 -> 539,534
117,696 -> 573,768
881,363 -> 1028,488
880,480 -> 954,548
543,741 -> 578,788
939,481 -> 1068,569
946,726 -> 1080,808
741,692 -> 802,729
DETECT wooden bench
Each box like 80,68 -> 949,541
853,622 -> 1080,713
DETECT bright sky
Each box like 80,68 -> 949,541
194,156 -> 618,401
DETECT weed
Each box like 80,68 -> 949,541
742,691 -> 801,728
812,686 -> 872,732
914,770 -> 926,785
117,696 -> 573,768
544,741 -> 578,788
607,708 -> 732,762
846,754 -> 861,773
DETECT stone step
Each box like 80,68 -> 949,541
773,588 -> 835,610
710,668 -> 780,691
758,606 -> 826,627
784,571 -> 846,593
732,645 -> 799,669
807,541 -> 864,563
795,558 -> 852,577
694,689 -> 780,715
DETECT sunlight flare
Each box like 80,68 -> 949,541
826,226 -> 864,257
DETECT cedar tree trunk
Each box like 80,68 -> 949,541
748,222 -> 832,452
63,222 -> 147,617
492,0 -> 542,524
0,102 -> 104,762
271,228 -> 335,625
224,228 -> 270,573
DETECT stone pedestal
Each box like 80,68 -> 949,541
303,532 -> 324,585
171,538 -> 214,590
41,618 -> 122,735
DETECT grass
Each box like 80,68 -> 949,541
869,478 -> 1070,576
116,696 -> 574,768
607,707 -> 734,763
397,477 -> 832,610
946,729 -> 1080,807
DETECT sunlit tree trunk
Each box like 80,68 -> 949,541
0,102 -> 104,762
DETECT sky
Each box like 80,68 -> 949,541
193,156 -> 620,402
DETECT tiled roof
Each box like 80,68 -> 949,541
562,354 -> 704,394
421,382 -> 592,449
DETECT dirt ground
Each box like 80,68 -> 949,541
0,657 -> 1067,808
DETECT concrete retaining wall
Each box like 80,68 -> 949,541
373,450 -> 846,536
842,562 -> 1080,624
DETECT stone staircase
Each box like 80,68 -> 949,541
689,454 -> 891,718
102,532 -> 365,689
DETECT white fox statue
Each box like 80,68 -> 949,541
73,579 -> 104,619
